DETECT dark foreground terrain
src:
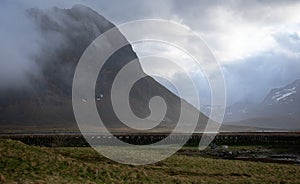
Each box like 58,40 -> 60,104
1,138 -> 300,183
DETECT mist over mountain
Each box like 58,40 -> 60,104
0,5 -> 213,133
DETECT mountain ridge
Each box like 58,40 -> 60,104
0,5 -> 214,133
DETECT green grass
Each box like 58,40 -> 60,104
0,139 -> 300,183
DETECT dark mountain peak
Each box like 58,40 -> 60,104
0,5 -> 211,133
26,5 -> 128,96
0,5 -> 138,125
70,4 -> 99,15
28,5 -> 114,41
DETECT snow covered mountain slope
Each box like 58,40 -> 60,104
224,79 -> 300,130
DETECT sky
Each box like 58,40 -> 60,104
1,0 -> 300,106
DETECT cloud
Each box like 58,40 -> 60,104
167,1 -> 300,62
274,32 -> 300,54
0,1 -> 41,88
118,0 -> 300,105
0,0 -> 89,89
223,51 -> 300,104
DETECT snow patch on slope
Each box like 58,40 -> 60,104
272,87 -> 296,102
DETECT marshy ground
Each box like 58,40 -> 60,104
1,139 -> 300,183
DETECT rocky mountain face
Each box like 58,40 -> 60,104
224,79 -> 300,129
0,5 -> 211,133
261,79 -> 300,117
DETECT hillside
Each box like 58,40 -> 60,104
0,5 -> 212,133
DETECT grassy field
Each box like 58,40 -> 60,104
0,139 -> 300,183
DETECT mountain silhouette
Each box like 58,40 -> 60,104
0,5 -> 214,133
